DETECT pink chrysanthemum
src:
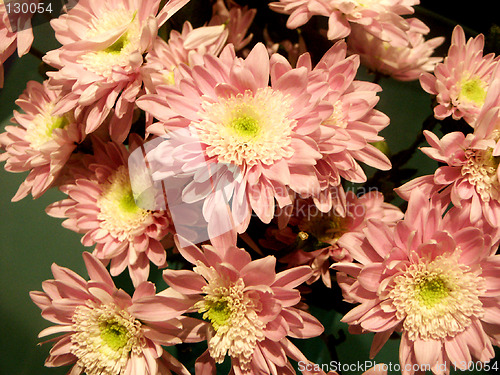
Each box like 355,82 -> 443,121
420,25 -> 499,126
347,18 -> 444,81
162,236 -> 324,374
43,0 -> 189,142
395,129 -> 500,226
397,65 -> 500,225
334,189 -> 500,374
46,135 -> 171,286
262,190 -> 403,288
141,21 -> 230,98
0,0 -> 34,87
294,41 -> 391,212
268,0 -> 419,45
0,80 -> 84,201
137,41 -> 391,246
30,251 -> 193,375
137,42 -> 336,243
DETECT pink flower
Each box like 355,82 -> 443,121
46,135 -> 172,286
395,129 -> 500,226
347,18 -> 444,81
43,0 -> 189,142
141,21 -> 229,99
0,80 -> 84,201
30,251 -> 193,375
162,236 -> 324,374
420,25 -> 499,126
297,41 -> 391,212
397,65 -> 500,225
137,41 -> 392,248
268,0 -> 419,45
334,189 -> 500,374
137,42 -> 335,245
0,0 -> 34,87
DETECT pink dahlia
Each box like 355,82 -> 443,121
137,42 -> 336,244
0,80 -> 84,201
268,0 -> 419,45
420,25 -> 499,126
334,189 -> 500,374
263,190 -> 403,288
347,18 -> 444,81
162,236 -> 324,374
30,251 -> 192,375
46,135 -> 171,286
296,41 -> 391,212
43,0 -> 189,142
0,0 -> 34,87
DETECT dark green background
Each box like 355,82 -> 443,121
0,5 -> 497,374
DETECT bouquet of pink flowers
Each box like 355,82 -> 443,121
1,0 -> 499,374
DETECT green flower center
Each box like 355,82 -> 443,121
80,9 -> 140,77
230,113 -> 260,139
459,77 -> 487,105
50,115 -> 69,132
196,87 -> 295,166
204,300 -> 231,332
100,166 -> 145,218
119,189 -> 141,214
26,104 -> 71,150
97,165 -> 151,240
417,276 -> 450,307
105,34 -> 128,54
99,320 -> 130,351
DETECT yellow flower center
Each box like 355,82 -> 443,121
99,320 -> 131,351
459,77 -> 487,106
97,165 -> 152,241
79,9 -> 142,77
462,148 -> 500,202
25,102 -> 71,150
195,88 -> 296,166
194,269 -> 265,370
71,302 -> 144,375
204,300 -> 231,332
230,113 -> 261,139
389,253 -> 485,341
416,276 -> 449,308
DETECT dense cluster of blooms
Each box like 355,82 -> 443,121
1,0 -> 499,374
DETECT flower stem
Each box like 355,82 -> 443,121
29,46 -> 44,61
